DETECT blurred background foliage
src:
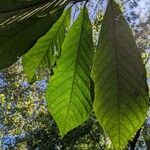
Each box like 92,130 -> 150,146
0,0 -> 150,149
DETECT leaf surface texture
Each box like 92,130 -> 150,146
0,0 -> 68,28
92,1 -> 149,149
23,9 -> 71,83
46,8 -> 94,137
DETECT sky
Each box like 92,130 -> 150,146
125,0 -> 150,23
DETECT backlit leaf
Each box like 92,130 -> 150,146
92,1 -> 149,149
23,8 -> 71,83
46,8 -> 94,137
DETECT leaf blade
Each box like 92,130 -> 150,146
0,12 -> 61,70
0,0 -> 69,28
46,8 -> 94,137
92,1 -> 149,149
23,8 -> 71,83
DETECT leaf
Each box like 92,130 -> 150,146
46,8 -> 94,137
23,8 -> 71,83
0,0 -> 47,13
92,0 -> 149,149
0,12 -> 62,70
0,0 -> 69,29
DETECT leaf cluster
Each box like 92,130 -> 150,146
0,0 -> 149,149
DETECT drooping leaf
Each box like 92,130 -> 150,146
46,8 -> 94,137
23,8 -> 71,83
92,0 -> 149,149
0,11 -> 62,70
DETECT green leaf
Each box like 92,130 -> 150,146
23,8 -> 71,83
0,12 -> 62,70
46,8 -> 94,137
92,0 -> 149,149
0,0 -> 69,29
0,0 -> 47,13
